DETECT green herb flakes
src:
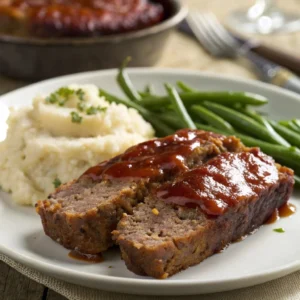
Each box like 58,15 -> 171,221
46,93 -> 58,104
57,87 -> 75,98
71,111 -> 82,123
98,106 -> 107,112
58,99 -> 66,106
86,106 -> 107,115
53,178 -> 62,189
273,228 -> 285,233
46,87 -> 86,107
77,102 -> 86,112
76,89 -> 85,101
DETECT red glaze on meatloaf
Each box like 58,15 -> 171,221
113,148 -> 294,278
36,130 -> 244,254
0,0 -> 164,37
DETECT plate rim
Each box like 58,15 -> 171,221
1,68 -> 300,295
1,230 -> 300,295
1,67 -> 300,103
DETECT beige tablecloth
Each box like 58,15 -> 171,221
1,0 -> 300,299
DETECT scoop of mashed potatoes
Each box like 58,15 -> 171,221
0,84 -> 154,205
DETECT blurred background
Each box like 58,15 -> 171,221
0,0 -> 300,93
158,0 -> 300,78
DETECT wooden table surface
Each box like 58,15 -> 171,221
1,0 -> 300,299
0,261 -> 66,300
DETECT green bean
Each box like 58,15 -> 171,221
191,105 -> 234,132
165,84 -> 196,129
195,123 -> 300,169
292,119 -> 300,131
195,123 -> 229,134
203,102 -> 289,146
117,57 -> 141,102
138,85 -> 155,98
99,89 -> 173,137
144,84 -> 154,94
138,91 -> 150,98
269,120 -> 300,148
232,103 -> 248,111
239,108 -> 290,147
176,81 -> 196,92
158,112 -> 184,129
239,107 -> 264,124
140,91 -> 268,107
279,120 -> 300,133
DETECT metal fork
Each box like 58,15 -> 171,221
186,12 -> 300,94
187,12 -> 242,58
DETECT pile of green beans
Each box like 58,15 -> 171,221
99,60 -> 300,188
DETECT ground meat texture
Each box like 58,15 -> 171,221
36,130 -> 244,254
0,0 -> 165,37
113,151 -> 294,279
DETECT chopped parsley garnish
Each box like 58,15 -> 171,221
45,87 -> 86,107
86,106 -> 98,115
86,106 -> 107,115
45,87 -> 106,120
53,178 -> 62,189
71,111 -> 82,123
46,93 -> 58,104
76,89 -> 85,101
98,106 -> 107,112
58,99 -> 66,106
56,87 -> 75,98
273,228 -> 285,233
77,102 -> 86,112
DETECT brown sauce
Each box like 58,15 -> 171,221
265,210 -> 279,224
82,129 -> 223,181
265,202 -> 296,224
68,250 -> 103,263
279,202 -> 296,217
156,148 -> 279,216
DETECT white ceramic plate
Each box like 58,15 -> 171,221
0,69 -> 300,296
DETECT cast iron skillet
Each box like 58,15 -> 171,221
0,0 -> 188,80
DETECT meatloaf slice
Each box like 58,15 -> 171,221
36,130 -> 244,254
113,148 -> 294,278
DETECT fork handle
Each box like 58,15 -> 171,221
178,21 -> 300,76
245,50 -> 300,94
272,69 -> 300,94
236,37 -> 300,76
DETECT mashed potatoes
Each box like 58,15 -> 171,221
0,84 -> 154,205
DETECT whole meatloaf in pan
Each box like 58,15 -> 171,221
0,0 -> 165,37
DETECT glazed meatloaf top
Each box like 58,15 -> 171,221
47,130 -> 243,214
113,148 -> 294,278
36,130 -> 245,254
0,0 -> 164,37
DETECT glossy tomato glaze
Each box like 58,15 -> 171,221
156,148 -> 280,216
0,0 -> 164,37
82,129 -> 228,181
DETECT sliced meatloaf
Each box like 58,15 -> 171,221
113,148 -> 294,278
36,130 -> 244,254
